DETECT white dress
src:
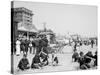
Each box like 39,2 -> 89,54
16,40 -> 21,55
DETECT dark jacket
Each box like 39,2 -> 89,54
18,58 -> 29,70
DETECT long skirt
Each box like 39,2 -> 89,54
16,45 -> 20,55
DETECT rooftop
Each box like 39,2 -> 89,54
13,7 -> 33,15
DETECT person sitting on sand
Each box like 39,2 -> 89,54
31,54 -> 41,69
18,54 -> 30,71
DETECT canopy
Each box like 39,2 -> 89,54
18,22 -> 38,32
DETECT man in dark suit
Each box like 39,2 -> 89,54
24,40 -> 29,55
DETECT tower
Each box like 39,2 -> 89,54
13,7 -> 33,27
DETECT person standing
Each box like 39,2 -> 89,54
91,40 -> 94,48
20,40 -> 25,54
24,39 -> 29,55
29,41 -> 33,54
32,40 -> 36,54
73,42 -> 77,52
16,39 -> 21,56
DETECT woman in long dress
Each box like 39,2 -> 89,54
16,39 -> 21,55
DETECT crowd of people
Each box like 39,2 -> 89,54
15,35 -> 59,71
14,35 -> 97,71
72,50 -> 97,70
72,39 -> 98,70
17,50 -> 59,71
15,35 -> 49,55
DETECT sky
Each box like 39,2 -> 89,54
13,1 -> 98,37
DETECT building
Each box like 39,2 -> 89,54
12,7 -> 38,40
13,7 -> 33,26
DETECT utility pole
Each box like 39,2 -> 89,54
43,22 -> 46,32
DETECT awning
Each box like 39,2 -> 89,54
18,23 -> 38,32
